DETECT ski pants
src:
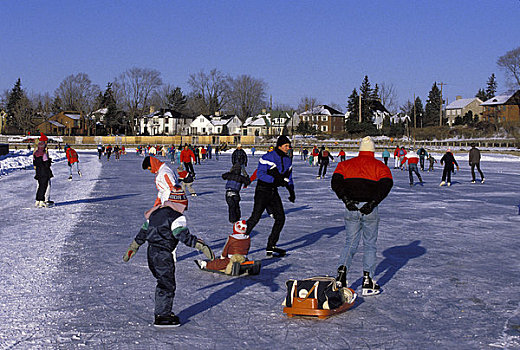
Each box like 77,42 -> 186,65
419,157 -> 425,170
318,161 -> 329,177
147,245 -> 176,317
246,184 -> 285,249
226,190 -> 241,223
36,177 -> 51,201
441,166 -> 453,183
338,205 -> 379,278
183,162 -> 195,177
471,163 -> 484,181
408,164 -> 422,184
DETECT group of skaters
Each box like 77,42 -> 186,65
97,144 -> 125,161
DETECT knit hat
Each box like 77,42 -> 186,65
359,136 -> 375,152
276,135 -> 291,148
39,132 -> 48,142
168,185 -> 188,209
233,220 -> 247,235
142,156 -> 151,169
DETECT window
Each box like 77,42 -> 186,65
322,116 -> 328,121
165,126 -> 169,133
321,125 -> 328,132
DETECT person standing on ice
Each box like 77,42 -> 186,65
400,148 -> 422,186
180,144 -> 196,178
417,146 -> 428,171
317,146 -> 334,179
33,133 -> 54,208
331,136 -> 393,296
222,163 -> 251,223
232,144 -> 248,176
469,143 -> 485,184
381,148 -> 390,166
393,145 -> 400,168
122,186 -> 214,328
142,156 -> 178,206
439,149 -> 459,186
245,135 -> 295,257
65,145 -> 81,180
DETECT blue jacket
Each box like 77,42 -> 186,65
382,150 -> 390,158
257,148 -> 293,187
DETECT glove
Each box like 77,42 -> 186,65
456,165 -> 460,172
359,201 -> 377,215
195,239 -> 215,260
287,184 -> 295,203
342,198 -> 358,211
68,162 -> 71,167
123,240 -> 141,262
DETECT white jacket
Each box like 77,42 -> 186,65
155,163 -> 178,205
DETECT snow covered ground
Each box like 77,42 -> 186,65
0,149 -> 519,349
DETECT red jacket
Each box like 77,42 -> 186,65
331,151 -> 393,205
205,233 -> 251,271
180,149 -> 195,163
338,150 -> 345,157
66,148 -> 79,164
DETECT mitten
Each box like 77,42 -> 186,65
359,200 -> 377,215
123,240 -> 141,262
287,184 -> 295,203
456,165 -> 460,172
342,198 -> 359,211
195,239 -> 215,260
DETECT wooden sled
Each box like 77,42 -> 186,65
283,287 -> 356,319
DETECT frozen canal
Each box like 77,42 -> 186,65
0,149 -> 519,349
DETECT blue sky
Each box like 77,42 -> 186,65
1,0 -> 519,111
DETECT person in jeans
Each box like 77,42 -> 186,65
400,148 -> 423,186
469,143 -> 485,184
331,136 -> 393,296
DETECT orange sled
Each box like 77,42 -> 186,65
283,286 -> 357,319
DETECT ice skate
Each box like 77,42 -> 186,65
78,171 -> 82,177
362,271 -> 380,296
439,181 -> 445,186
471,180 -> 476,184
335,265 -> 347,288
68,175 -> 72,181
154,313 -> 180,328
194,259 -> 207,270
266,246 -> 286,258
191,193 -> 197,197
316,175 -> 321,179
447,182 -> 451,187
481,178 -> 485,183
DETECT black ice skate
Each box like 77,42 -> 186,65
335,265 -> 347,288
154,313 -> 181,328
362,271 -> 380,296
266,246 -> 286,258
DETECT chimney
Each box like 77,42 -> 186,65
262,108 -> 267,114
149,106 -> 155,114
456,96 -> 462,100
215,110 -> 220,116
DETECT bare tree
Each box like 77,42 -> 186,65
11,95 -> 33,134
114,67 -> 163,135
29,92 -> 54,116
187,68 -> 229,115
497,46 -> 520,90
227,74 -> 267,120
272,103 -> 294,111
297,96 -> 319,113
379,82 -> 399,114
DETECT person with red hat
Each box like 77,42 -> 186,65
33,134 -> 53,207
195,220 -> 250,274
122,186 -> 214,328
65,145 -> 81,180
142,156 -> 178,206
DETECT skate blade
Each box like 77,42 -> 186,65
362,288 -> 381,296
153,323 -> 181,329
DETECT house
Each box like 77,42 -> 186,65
370,100 -> 391,129
445,96 -> 484,125
481,91 -> 520,123
36,111 -> 85,136
241,110 -> 298,136
242,114 -> 271,136
299,105 -> 344,136
189,115 -> 214,135
136,109 -> 194,136
390,114 -> 411,124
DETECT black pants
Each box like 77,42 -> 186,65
226,190 -> 241,223
184,162 -> 195,177
246,184 -> 285,249
471,163 -> 484,181
98,151 -> 102,159
442,166 -> 453,183
318,162 -> 329,177
148,245 -> 176,317
383,157 -> 388,166
419,157 -> 425,170
36,177 -> 50,201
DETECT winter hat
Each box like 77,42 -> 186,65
142,156 -> 151,169
276,135 -> 291,148
359,136 -> 375,152
233,220 -> 247,235
168,185 -> 188,209
447,148 -> 451,152
39,132 -> 48,142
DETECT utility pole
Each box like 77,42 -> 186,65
358,94 -> 362,123
439,82 -> 447,126
413,93 -> 416,129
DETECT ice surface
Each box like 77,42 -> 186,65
0,150 -> 519,349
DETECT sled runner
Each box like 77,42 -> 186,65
282,276 -> 356,319
195,260 -> 261,276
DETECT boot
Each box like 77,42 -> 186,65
266,246 -> 286,258
362,271 -> 380,296
335,265 -> 347,288
154,313 -> 180,328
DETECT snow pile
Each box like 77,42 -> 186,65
0,150 -> 66,177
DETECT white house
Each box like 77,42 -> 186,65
210,114 -> 242,135
135,109 -> 193,136
242,115 -> 271,136
189,115 -> 214,135
445,96 -> 483,125
242,111 -> 297,136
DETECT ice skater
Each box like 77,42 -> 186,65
439,149 -> 459,186
65,145 -> 81,180
469,143 -> 485,183
400,148 -> 422,186
222,163 -> 251,223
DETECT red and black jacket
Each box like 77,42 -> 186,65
331,151 -> 393,205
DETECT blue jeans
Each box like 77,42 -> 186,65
338,205 -> 380,277
69,162 -> 80,176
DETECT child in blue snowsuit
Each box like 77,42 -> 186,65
123,194 -> 214,328
223,163 -> 251,223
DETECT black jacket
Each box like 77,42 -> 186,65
440,152 -> 458,169
232,149 -> 248,166
33,155 -> 53,180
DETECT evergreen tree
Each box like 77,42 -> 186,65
475,88 -> 487,101
359,75 -> 373,123
371,83 -> 380,101
485,73 -> 497,100
51,96 -> 62,114
6,79 -> 24,119
167,87 -> 187,113
424,82 -> 442,126
414,97 -> 424,128
346,88 -> 359,121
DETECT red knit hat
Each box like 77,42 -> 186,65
233,220 -> 247,235
39,132 -> 48,142
168,185 -> 188,209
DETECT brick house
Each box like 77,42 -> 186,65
35,111 -> 85,136
481,90 -> 520,123
299,105 -> 344,136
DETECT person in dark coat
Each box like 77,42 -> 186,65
469,143 -> 485,183
439,149 -> 459,186
231,144 -> 248,176
33,134 -> 54,208
123,190 -> 214,328
317,146 -> 334,179
222,163 -> 251,223
245,135 -> 295,257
